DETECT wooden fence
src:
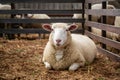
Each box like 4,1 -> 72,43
0,0 -> 120,61
85,0 -> 120,62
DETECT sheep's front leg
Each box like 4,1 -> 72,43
69,62 -> 85,71
69,63 -> 80,71
44,62 -> 52,70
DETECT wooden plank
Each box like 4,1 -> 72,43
85,30 -> 120,50
0,0 -> 85,3
97,47 -> 120,62
0,19 -> 85,23
85,9 -> 120,16
85,21 -> 120,34
0,10 -> 83,14
85,0 -> 115,4
0,29 -> 83,34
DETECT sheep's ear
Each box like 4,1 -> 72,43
42,24 -> 52,31
68,24 -> 78,31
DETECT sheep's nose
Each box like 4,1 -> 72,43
56,39 -> 61,43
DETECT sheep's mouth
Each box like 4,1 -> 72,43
56,44 -> 61,46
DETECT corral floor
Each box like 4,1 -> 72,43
0,38 -> 120,80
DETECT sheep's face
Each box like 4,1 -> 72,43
42,23 -> 78,47
52,27 -> 67,47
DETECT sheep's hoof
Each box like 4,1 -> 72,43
44,62 -> 52,70
69,63 -> 80,71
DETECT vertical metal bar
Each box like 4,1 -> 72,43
7,3 -> 16,39
82,1 -> 85,34
88,3 -> 92,32
102,1 -> 107,49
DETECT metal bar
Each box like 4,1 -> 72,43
0,19 -> 85,23
0,10 -> 83,14
101,1 -> 107,49
0,29 -> 83,34
87,3 -> 92,32
0,0 -> 85,3
82,2 -> 85,34
0,29 -> 49,34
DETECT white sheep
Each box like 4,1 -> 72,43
0,3 -> 11,9
72,14 -> 87,29
91,4 -> 120,54
15,13 -> 51,39
42,23 -> 97,71
73,4 -> 116,42
91,4 -> 116,40
73,4 -> 115,29
15,14 -> 50,28
115,16 -> 120,40
0,3 -> 11,18
0,4 -> 11,37
111,16 -> 120,54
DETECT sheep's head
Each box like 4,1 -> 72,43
42,23 -> 78,48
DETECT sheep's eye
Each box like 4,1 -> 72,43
52,29 -> 54,32
66,29 -> 69,31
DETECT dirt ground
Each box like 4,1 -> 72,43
0,38 -> 120,80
